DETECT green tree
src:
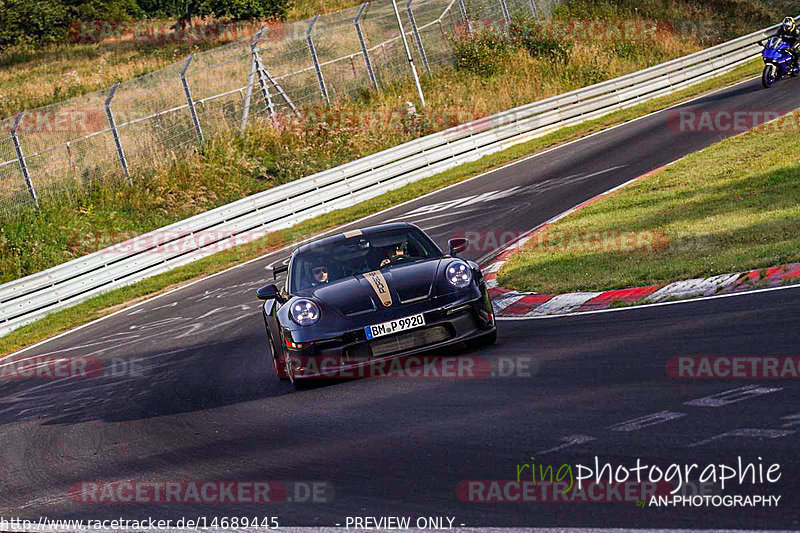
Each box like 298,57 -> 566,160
0,0 -> 68,46
64,0 -> 144,20
189,0 -> 289,20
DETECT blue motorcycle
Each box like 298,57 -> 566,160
760,36 -> 798,88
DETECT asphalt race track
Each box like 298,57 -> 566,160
2,76 -> 800,529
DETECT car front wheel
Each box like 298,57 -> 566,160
268,330 -> 289,381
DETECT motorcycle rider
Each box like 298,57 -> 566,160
776,16 -> 800,72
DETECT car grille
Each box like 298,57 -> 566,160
346,325 -> 451,359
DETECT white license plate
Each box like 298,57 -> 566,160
365,313 -> 426,340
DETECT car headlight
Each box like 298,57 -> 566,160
446,261 -> 472,288
290,299 -> 320,326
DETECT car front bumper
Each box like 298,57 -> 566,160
284,289 -> 495,380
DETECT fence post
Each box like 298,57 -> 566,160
263,68 -> 301,117
354,3 -> 379,90
241,30 -> 262,132
391,0 -> 425,108
180,54 -> 204,143
529,0 -> 539,17
499,0 -> 511,22
253,47 -> 279,128
457,0 -> 472,36
104,83 -> 131,183
10,112 -> 38,208
406,0 -> 430,75
306,14 -> 330,105
66,141 -> 78,174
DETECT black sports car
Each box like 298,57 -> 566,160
256,222 -> 497,388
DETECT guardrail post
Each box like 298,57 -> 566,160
406,0 -> 430,75
241,31 -> 261,132
499,0 -> 511,22
180,54 -> 204,143
104,83 -> 131,183
10,112 -> 38,208
354,3 -> 379,90
529,0 -> 539,17
391,0 -> 426,109
306,14 -> 330,105
457,0 -> 472,36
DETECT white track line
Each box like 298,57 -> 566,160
497,283 -> 800,321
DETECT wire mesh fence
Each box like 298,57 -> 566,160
0,134 -> 31,213
0,0 -> 561,215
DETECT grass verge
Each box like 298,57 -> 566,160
498,91 -> 800,294
0,59 -> 762,357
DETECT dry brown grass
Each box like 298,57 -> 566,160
0,0 -> 365,118
0,42 -> 220,117
286,0 -> 362,21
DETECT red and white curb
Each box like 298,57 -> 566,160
479,163 -> 800,317
484,255 -> 800,318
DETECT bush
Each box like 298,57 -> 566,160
0,0 -> 289,49
68,0 -> 143,20
563,57 -> 610,86
508,19 -> 573,65
0,0 -> 68,47
135,0 -> 187,18
611,40 -> 646,60
521,37 -> 573,64
0,0 -> 145,48
453,29 -> 514,77
186,0 -> 289,20
453,19 -> 575,76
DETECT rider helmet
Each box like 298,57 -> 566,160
782,17 -> 795,32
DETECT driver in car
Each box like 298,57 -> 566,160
311,265 -> 329,286
380,244 -> 406,267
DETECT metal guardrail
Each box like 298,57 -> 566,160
0,24 -> 777,336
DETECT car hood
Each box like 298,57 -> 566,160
308,260 -> 443,317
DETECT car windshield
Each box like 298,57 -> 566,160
290,227 -> 441,292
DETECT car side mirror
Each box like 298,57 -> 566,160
448,238 -> 468,257
257,283 -> 281,301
